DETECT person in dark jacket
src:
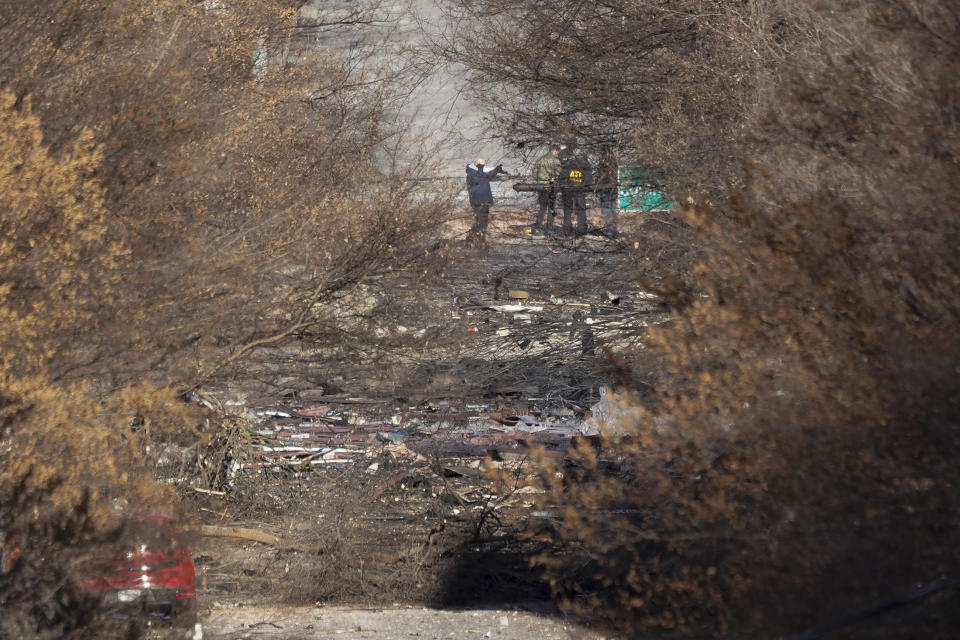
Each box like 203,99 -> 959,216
559,143 -> 591,235
596,146 -> 619,238
530,145 -> 561,234
465,157 -> 507,243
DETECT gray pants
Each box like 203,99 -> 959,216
600,191 -> 618,236
535,189 -> 556,228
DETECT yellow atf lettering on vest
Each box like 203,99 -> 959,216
569,169 -> 583,183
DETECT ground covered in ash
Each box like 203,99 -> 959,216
180,206 -> 690,638
200,206 -> 682,409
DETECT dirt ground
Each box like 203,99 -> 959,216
186,407 -> 604,638
184,203 -> 688,639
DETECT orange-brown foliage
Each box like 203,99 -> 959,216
0,93 -> 199,636
525,1 -> 960,637
0,0 -> 450,389
1,1 -> 451,634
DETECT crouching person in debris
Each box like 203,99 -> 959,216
465,157 -> 507,244
531,145 -> 561,234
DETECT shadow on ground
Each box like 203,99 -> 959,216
434,543 -> 553,608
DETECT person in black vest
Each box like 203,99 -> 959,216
559,143 -> 591,235
465,157 -> 506,244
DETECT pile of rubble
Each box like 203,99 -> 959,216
243,399 -> 594,472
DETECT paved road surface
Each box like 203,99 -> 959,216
200,604 -> 607,639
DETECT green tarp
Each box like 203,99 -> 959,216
618,166 -> 674,211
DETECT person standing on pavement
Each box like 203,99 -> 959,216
465,157 -> 507,243
596,145 -> 619,238
559,142 -> 591,235
530,145 -> 561,234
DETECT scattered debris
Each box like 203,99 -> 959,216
366,470 -> 426,503
376,431 -> 406,444
581,386 -> 647,436
193,487 -> 227,496
489,304 -> 543,313
229,398 -> 586,476
198,525 -> 280,546
254,409 -> 293,418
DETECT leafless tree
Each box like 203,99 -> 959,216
432,0 -> 776,193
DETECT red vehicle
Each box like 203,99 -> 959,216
3,512 -> 195,631
71,513 -> 196,619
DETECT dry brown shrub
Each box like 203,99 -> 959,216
1,1 -> 452,632
0,91 -> 200,636
0,379 -> 196,638
0,91 -> 121,376
526,1 -> 960,637
0,0 -> 452,391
